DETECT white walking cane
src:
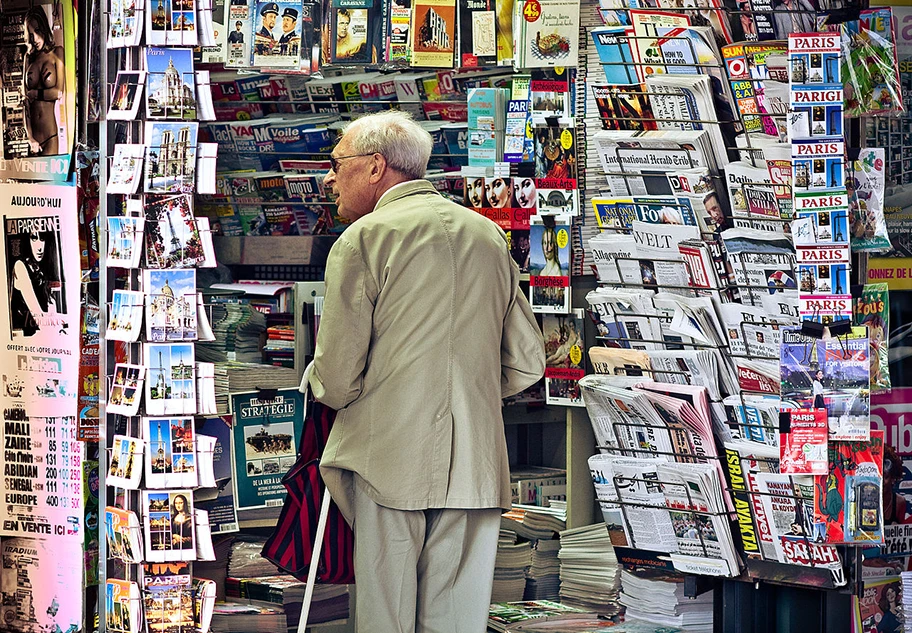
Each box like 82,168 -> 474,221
297,362 -> 335,633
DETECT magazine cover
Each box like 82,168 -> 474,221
331,4 -> 372,63
144,269 -> 198,342
108,71 -> 147,120
146,0 -> 198,46
854,283 -> 890,394
514,0 -> 580,69
230,389 -> 304,511
226,0 -> 253,66
543,310 -> 585,407
459,0 -> 495,67
144,121 -> 199,194
410,0 -> 456,67
144,342 -> 196,416
534,123 -> 577,185
145,47 -> 197,119
144,417 -> 197,489
789,33 -> 841,84
813,430 -> 884,544
0,538 -> 82,632
108,364 -> 145,417
251,0 -> 302,67
0,0 -> 77,181
854,576 -> 903,633
4,212 -> 66,339
780,327 -> 870,441
144,194 -> 205,268
529,214 -> 571,314
143,489 -> 197,562
196,415 -> 239,533
108,435 -> 145,489
106,579 -> 140,633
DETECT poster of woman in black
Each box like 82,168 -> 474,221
5,215 -> 65,338
22,6 -> 65,156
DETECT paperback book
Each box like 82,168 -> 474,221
529,214 -> 571,314
410,0 -> 456,67
513,0 -> 580,69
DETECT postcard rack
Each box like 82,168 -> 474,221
592,409 -> 863,594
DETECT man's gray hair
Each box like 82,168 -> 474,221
342,111 -> 433,180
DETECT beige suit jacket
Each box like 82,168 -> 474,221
310,180 -> 545,522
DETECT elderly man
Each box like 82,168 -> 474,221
310,110 -> 545,632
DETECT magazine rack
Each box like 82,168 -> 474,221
593,402 -> 863,593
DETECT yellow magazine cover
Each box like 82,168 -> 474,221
411,0 -> 456,68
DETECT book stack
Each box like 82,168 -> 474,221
557,524 -> 621,615
619,570 -> 714,632
263,323 -> 295,368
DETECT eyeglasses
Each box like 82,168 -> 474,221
328,153 -> 374,172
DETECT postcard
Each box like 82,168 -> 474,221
143,269 -> 198,342
143,416 -> 197,488
144,342 -> 197,416
105,506 -> 144,563
107,145 -> 146,195
108,364 -> 146,417
107,290 -> 145,342
143,489 -> 196,562
108,435 -> 145,489
144,194 -> 205,268
108,71 -> 147,120
145,47 -> 197,120
146,0 -> 199,46
107,217 -> 145,268
144,122 -> 199,194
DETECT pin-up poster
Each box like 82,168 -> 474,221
0,0 -> 77,181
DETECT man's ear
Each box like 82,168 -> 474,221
368,154 -> 387,184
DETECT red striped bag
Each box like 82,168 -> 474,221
261,372 -> 354,585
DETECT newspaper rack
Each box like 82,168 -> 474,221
592,395 -> 863,593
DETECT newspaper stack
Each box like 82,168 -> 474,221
524,538 -> 562,601
492,531 -> 533,603
211,362 -> 299,414
557,523 -> 621,615
224,577 -> 349,628
227,539 -> 279,578
197,301 -> 267,363
902,572 -> 912,633
619,569 -> 713,632
502,505 -> 568,542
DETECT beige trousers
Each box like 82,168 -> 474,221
351,476 -> 502,633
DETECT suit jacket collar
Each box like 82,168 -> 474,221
373,179 -> 439,213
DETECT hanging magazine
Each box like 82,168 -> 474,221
813,430 -> 884,544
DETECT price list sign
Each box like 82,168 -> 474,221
0,415 -> 83,539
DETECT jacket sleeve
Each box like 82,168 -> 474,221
501,258 -> 546,398
309,236 -> 378,410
